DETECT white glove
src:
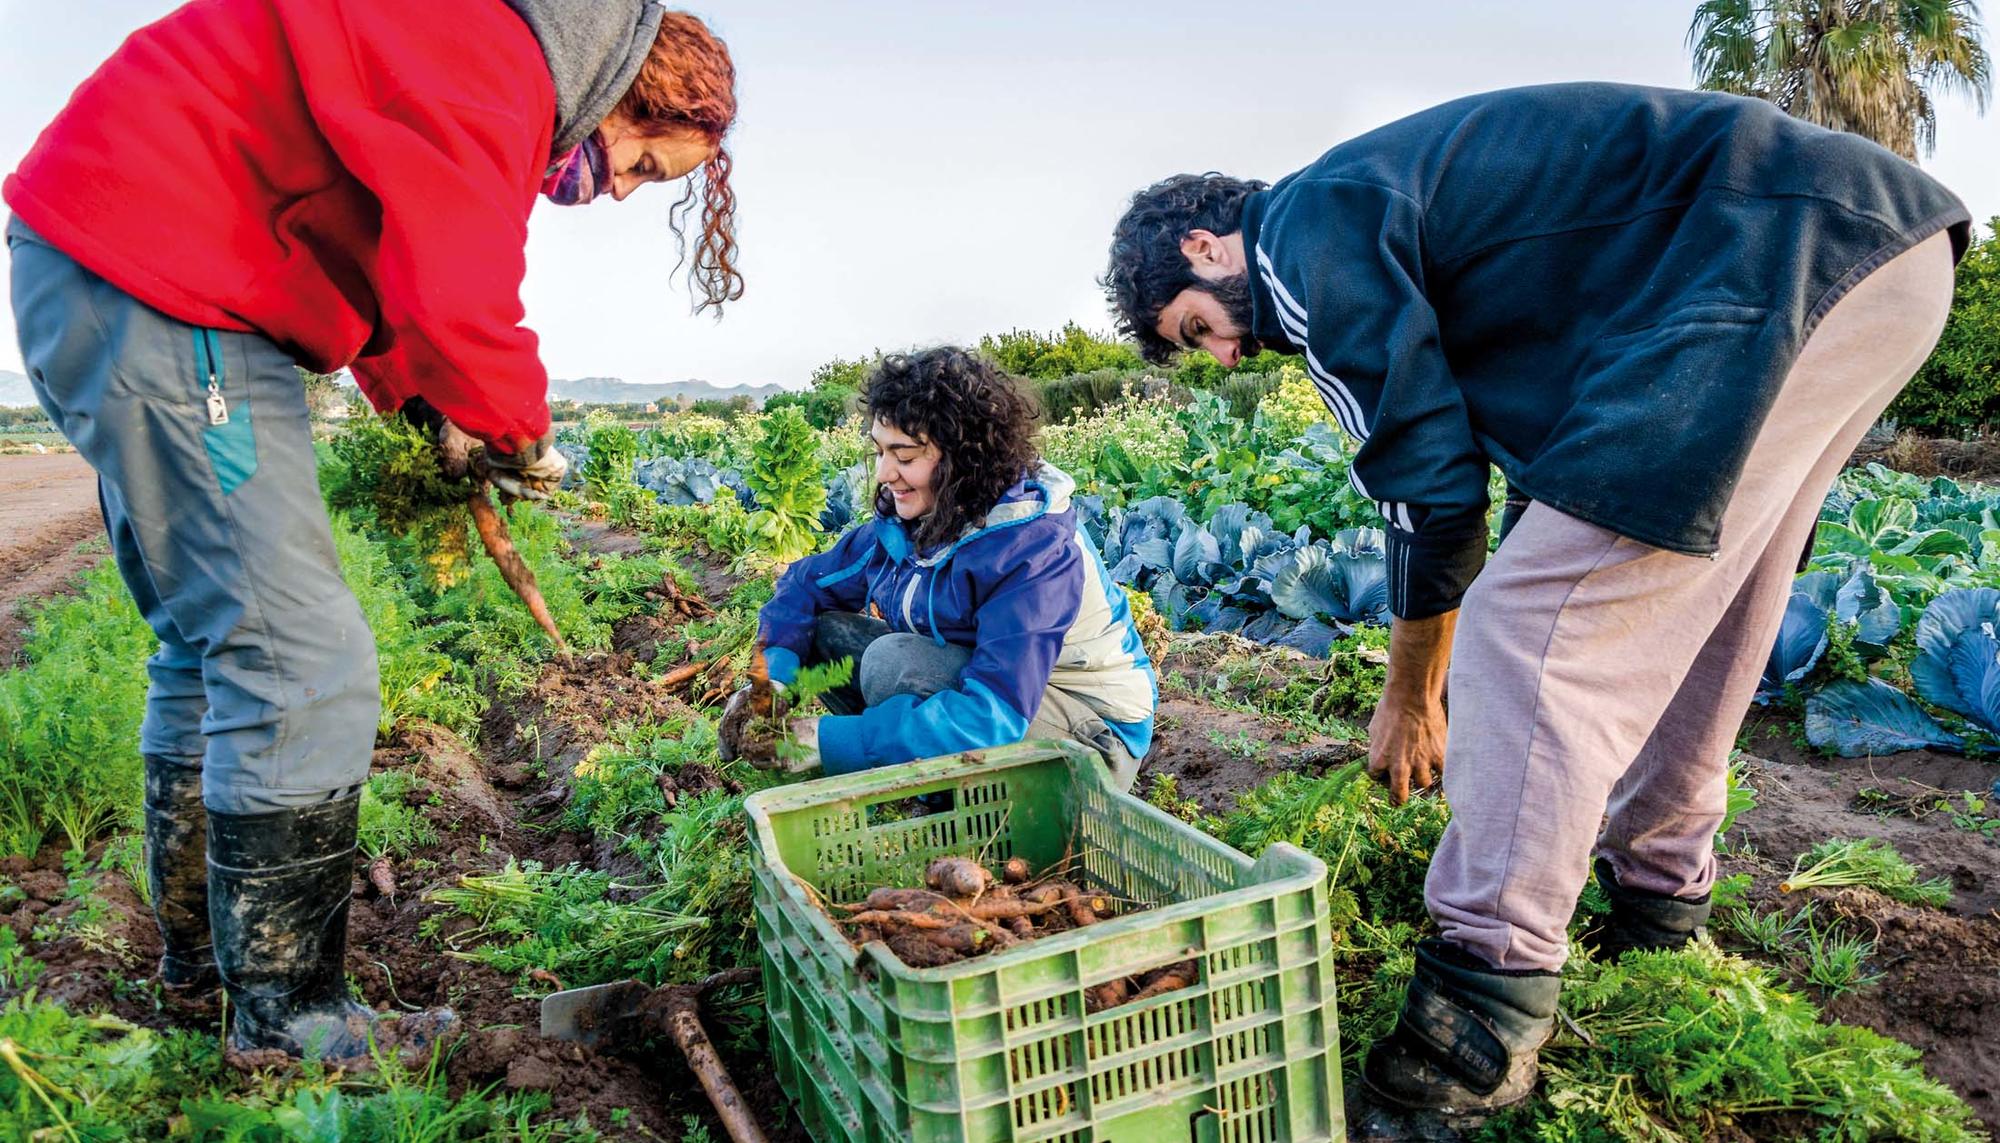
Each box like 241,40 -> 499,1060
484,433 -> 568,501
769,717 -> 823,774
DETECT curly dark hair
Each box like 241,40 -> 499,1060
1102,172 -> 1268,365
865,348 -> 1042,550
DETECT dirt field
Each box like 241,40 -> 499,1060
1,501 -> 1996,1136
0,451 -> 103,666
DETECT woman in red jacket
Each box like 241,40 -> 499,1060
5,0 -> 738,1062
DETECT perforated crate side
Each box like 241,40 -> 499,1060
745,742 -> 1345,1143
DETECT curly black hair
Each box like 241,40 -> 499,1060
1102,172 -> 1268,365
865,348 -> 1041,550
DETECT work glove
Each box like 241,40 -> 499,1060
716,685 -> 761,764
401,397 -> 565,498
481,430 -> 568,502
767,716 -> 823,775
716,685 -> 820,773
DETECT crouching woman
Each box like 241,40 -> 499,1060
719,348 -> 1156,788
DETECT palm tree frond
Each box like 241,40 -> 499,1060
1685,0 -> 1990,157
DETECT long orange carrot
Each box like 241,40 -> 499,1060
747,645 -> 774,719
467,484 -> 569,655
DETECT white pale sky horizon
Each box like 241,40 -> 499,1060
1,1 -> 1995,391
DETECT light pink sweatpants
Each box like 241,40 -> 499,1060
1427,230 -> 1958,971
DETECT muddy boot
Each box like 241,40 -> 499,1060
1584,857 -> 1712,961
1361,938 -> 1560,1119
145,755 -> 218,993
208,793 -> 384,1062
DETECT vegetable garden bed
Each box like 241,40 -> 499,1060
0,391 -> 1996,1140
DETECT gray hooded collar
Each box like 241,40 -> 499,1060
500,0 -> 667,160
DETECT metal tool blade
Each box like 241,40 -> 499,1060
539,978 -> 651,1047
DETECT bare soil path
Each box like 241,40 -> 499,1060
0,451 -> 102,666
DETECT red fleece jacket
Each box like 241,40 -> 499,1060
4,0 -> 557,452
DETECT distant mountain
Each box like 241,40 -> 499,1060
549,376 -> 788,407
0,370 -> 35,408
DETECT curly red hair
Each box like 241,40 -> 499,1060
615,11 -> 742,313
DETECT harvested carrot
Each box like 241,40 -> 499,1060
746,645 -> 775,719
848,909 -> 960,930
925,856 -> 991,898
856,887 -> 953,912
368,856 -> 397,900
959,898 -> 1061,921
658,660 -> 711,689
932,922 -> 1015,953
1022,883 -> 1069,907
887,929 -> 963,967
467,486 -> 568,654
1002,856 -> 1031,885
1130,960 -> 1199,1001
1084,978 -> 1132,1013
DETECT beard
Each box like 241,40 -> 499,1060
1198,272 -> 1262,359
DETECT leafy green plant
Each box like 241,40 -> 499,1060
1142,774 -> 1209,825
745,407 -> 828,562
701,495 -> 759,559
1481,943 -> 1984,1142
0,561 -> 153,856
427,860 -> 707,987
1946,790 -> 2000,836
978,322 -> 1142,380
332,515 -> 484,739
765,376 -> 859,430
427,504 -> 607,661
576,550 -> 678,625
771,657 -> 856,766
1780,837 -> 1954,906
564,716 -> 718,838
358,771 -> 438,861
1725,901 -> 1812,957
582,415 -> 639,500
1204,728 -> 1268,762
324,412 -> 474,589
96,834 -> 149,909
1888,217 -> 2000,429
1718,755 -> 1758,843
1801,913 -> 1883,1000
1214,762 -> 1447,929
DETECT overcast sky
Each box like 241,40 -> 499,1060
2,1 -> 1994,390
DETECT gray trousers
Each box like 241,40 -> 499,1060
1427,231 -> 1957,971
809,612 -> 1141,790
7,217 -> 377,813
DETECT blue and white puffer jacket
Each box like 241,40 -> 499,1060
757,464 -> 1157,775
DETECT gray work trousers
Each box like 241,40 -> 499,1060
7,216 -> 377,813
1426,230 -> 1957,971
809,612 -> 1141,790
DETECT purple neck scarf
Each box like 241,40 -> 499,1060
541,132 -> 612,205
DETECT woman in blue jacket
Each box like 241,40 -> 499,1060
718,348 -> 1156,788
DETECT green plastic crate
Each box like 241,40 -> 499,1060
745,740 -> 1344,1143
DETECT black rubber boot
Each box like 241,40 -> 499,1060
208,794 -> 381,1061
1361,938 -> 1561,1116
144,755 -> 217,992
1584,857 -> 1712,961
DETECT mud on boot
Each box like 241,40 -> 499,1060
1361,938 -> 1560,1119
1582,857 -> 1712,961
144,754 -> 217,993
209,793 -> 454,1063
